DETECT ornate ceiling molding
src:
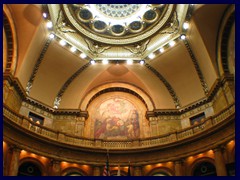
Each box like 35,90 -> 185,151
62,4 -> 174,44
47,4 -> 189,60
86,87 -> 149,110
4,73 -> 228,117
3,7 -> 18,75
183,39 -> 209,95
218,7 -> 235,74
25,38 -> 52,95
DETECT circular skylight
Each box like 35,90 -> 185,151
63,4 -> 174,44
86,4 -> 150,26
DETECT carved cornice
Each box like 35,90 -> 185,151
25,97 -> 88,118
207,79 -> 222,102
3,102 -> 235,165
3,72 -> 230,118
220,73 -> 234,85
86,87 -> 148,109
146,98 -> 208,117
3,72 -> 26,101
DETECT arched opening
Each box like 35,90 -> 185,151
61,167 -> 87,176
152,172 -> 170,176
192,161 -> 216,176
18,162 -> 42,176
147,167 -> 173,176
65,172 -> 82,176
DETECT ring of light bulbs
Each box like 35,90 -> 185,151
43,5 -> 192,65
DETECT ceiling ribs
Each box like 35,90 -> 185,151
52,62 -> 181,109
3,13 -> 14,74
53,62 -> 91,109
25,38 -> 53,95
183,39 -> 209,95
220,11 -> 235,73
145,63 -> 181,109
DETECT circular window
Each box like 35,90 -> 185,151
92,20 -> 107,32
193,162 -> 216,176
129,21 -> 143,31
78,9 -> 92,22
18,162 -> 42,176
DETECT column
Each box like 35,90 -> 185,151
8,146 -> 21,176
213,147 -> 227,176
4,144 -> 13,176
174,160 -> 184,176
133,166 -> 142,176
93,166 -> 101,176
50,160 -> 61,176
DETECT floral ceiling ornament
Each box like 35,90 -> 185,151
84,38 -> 111,56
56,9 -> 76,33
47,4 -> 189,60
123,39 -> 150,56
160,11 -> 179,34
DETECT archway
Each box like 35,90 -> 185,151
192,161 -> 216,176
18,162 -> 42,176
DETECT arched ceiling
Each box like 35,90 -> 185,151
4,4 -> 231,111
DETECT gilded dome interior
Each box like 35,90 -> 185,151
3,4 -> 235,176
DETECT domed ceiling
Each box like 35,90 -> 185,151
48,4 -> 188,60
5,4 -> 229,111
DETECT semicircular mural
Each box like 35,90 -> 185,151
93,97 -> 140,140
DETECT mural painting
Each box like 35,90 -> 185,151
93,98 -> 140,140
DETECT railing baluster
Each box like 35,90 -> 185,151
3,103 -> 234,149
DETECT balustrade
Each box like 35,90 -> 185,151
3,103 -> 235,149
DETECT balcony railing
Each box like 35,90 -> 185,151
3,103 -> 235,149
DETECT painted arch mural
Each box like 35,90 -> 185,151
85,92 -> 150,140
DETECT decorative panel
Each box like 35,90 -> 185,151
85,92 -> 150,140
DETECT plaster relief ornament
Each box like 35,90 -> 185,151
26,82 -> 32,95
123,39 -> 150,56
56,9 -> 76,33
84,38 -> 111,56
53,97 -> 61,109
160,11 -> 179,34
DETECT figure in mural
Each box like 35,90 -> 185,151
93,98 -> 140,140
94,111 -> 109,139
126,109 -> 140,138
